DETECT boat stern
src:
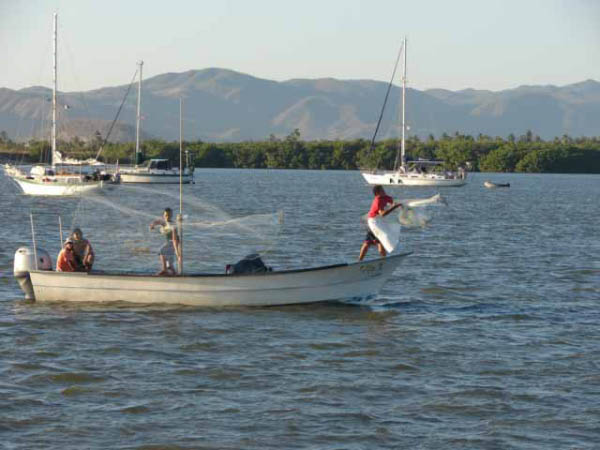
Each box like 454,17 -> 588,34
14,247 -> 53,300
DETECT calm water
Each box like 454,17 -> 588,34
1,169 -> 599,449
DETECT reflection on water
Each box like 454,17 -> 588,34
1,170 -> 599,449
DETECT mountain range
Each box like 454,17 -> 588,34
1,68 -> 598,142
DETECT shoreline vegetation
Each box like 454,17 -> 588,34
1,129 -> 599,173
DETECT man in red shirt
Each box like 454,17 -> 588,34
56,239 -> 77,272
359,185 -> 402,261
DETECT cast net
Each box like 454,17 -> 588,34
66,184 -> 283,273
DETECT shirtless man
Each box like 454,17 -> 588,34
149,208 -> 181,276
71,228 -> 94,272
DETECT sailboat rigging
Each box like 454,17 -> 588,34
361,37 -> 468,187
5,13 -> 119,196
118,62 -> 195,184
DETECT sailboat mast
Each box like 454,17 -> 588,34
178,98 -> 184,275
135,60 -> 143,166
179,98 -> 183,214
401,36 -> 407,168
51,13 -> 57,166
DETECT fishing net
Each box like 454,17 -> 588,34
397,207 -> 431,228
360,193 -> 446,230
66,184 -> 283,273
396,193 -> 447,229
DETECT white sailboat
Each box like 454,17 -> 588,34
118,61 -> 195,184
6,13 -> 115,196
361,37 -> 468,187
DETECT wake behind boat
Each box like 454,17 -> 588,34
14,247 -> 410,306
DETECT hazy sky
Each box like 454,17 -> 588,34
1,0 -> 598,93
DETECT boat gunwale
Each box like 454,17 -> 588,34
29,252 -> 412,279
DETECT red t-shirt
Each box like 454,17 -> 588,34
56,249 -> 77,272
368,194 -> 393,218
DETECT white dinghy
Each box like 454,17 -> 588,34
484,181 -> 510,188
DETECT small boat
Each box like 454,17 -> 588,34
484,181 -> 510,188
14,247 -> 410,306
361,37 -> 467,188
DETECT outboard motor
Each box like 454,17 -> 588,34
14,247 -> 52,300
226,254 -> 272,275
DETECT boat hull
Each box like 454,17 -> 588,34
26,253 -> 410,306
120,173 -> 194,184
484,181 -> 510,188
362,171 -> 467,187
10,176 -> 105,196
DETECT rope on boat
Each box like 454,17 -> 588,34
367,42 -> 404,166
94,68 -> 139,161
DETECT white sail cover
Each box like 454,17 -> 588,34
54,150 -> 103,166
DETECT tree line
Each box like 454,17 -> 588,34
1,129 -> 599,173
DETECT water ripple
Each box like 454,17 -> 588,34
1,171 -> 600,448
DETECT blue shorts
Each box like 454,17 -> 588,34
364,231 -> 380,245
159,243 -> 175,268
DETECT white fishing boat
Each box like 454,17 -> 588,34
118,61 -> 194,184
14,248 -> 410,306
361,37 -> 467,187
5,13 -> 117,196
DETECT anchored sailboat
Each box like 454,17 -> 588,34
6,13 -> 117,196
361,37 -> 468,187
118,62 -> 195,184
